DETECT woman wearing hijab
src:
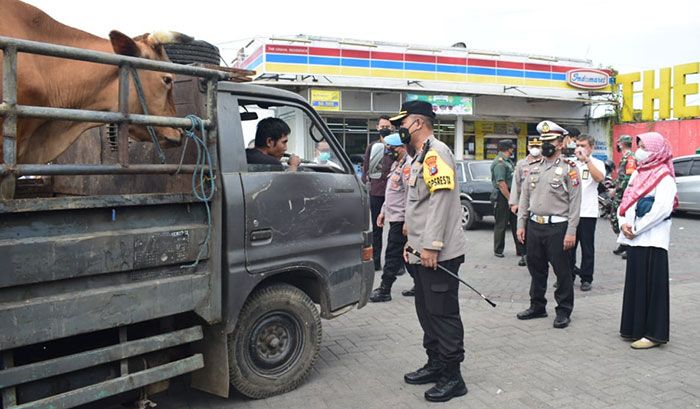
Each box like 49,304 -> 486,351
616,132 -> 678,349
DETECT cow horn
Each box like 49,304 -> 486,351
147,31 -> 194,46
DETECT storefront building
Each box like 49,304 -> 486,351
234,35 -> 615,161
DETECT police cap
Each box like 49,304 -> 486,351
536,120 -> 569,141
389,100 -> 436,126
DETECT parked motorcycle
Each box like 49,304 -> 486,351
598,159 -> 616,219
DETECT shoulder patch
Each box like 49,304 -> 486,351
625,155 -> 637,175
423,150 -> 455,193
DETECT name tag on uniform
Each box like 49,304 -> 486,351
582,169 -> 590,180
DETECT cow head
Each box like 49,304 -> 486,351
109,30 -> 193,147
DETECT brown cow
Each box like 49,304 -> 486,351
0,0 -> 190,166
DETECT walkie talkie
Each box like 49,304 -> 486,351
416,139 -> 431,164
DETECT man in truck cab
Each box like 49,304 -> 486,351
246,117 -> 301,171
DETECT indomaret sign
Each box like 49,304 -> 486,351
566,69 -> 610,90
617,62 -> 700,122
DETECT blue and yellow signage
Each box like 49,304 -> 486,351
310,89 -> 341,111
241,44 -> 614,92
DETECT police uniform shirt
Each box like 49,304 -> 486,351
405,136 -> 467,263
576,156 -> 605,218
516,156 -> 582,236
381,155 -> 412,223
509,157 -> 531,207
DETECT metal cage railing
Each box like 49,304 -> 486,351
0,35 -> 227,179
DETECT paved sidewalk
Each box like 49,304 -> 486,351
156,214 -> 700,409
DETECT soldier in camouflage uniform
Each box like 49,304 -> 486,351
611,135 -> 637,257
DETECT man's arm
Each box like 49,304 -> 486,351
517,172 -> 531,229
509,163 -> 522,207
565,166 -> 581,236
420,150 -> 455,253
587,158 -> 605,183
493,161 -> 510,199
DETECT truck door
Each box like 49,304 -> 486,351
232,97 -> 367,311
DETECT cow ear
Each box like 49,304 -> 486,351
109,30 -> 141,57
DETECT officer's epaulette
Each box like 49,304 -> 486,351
528,157 -> 543,165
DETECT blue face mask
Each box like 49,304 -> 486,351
319,151 -> 331,162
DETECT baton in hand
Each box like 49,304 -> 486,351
406,246 -> 497,308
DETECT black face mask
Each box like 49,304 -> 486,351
542,142 -> 557,158
378,128 -> 392,138
398,120 -> 419,144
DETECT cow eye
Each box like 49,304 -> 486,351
162,76 -> 173,86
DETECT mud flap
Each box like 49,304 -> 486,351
190,324 -> 230,398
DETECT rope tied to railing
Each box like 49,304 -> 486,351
180,114 -> 215,268
128,66 -> 167,164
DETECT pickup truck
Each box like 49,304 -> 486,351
0,36 -> 373,408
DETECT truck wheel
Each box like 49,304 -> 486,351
228,283 -> 322,398
164,40 -> 221,65
461,199 -> 477,230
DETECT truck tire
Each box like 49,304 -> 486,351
227,283 -> 322,398
164,41 -> 221,65
461,199 -> 477,230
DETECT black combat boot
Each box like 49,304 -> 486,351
369,282 -> 392,302
424,363 -> 468,402
404,357 -> 444,385
401,285 -> 415,297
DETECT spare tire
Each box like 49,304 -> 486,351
164,40 -> 221,65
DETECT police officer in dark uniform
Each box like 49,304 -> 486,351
516,120 -> 581,329
391,101 -> 468,402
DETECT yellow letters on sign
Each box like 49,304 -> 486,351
618,62 -> 700,121
422,150 -> 454,193
617,72 -> 640,122
642,68 -> 671,121
674,62 -> 700,119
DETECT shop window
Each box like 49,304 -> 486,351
344,118 -> 370,156
325,117 -> 345,147
373,92 -> 401,112
464,135 -> 476,157
435,120 -> 455,150
342,90 -> 372,112
483,135 -> 516,160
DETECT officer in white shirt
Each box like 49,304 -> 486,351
569,135 -> 605,291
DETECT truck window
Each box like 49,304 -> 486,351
239,102 -> 347,173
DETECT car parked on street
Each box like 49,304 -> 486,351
673,154 -> 700,212
456,160 -> 494,229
